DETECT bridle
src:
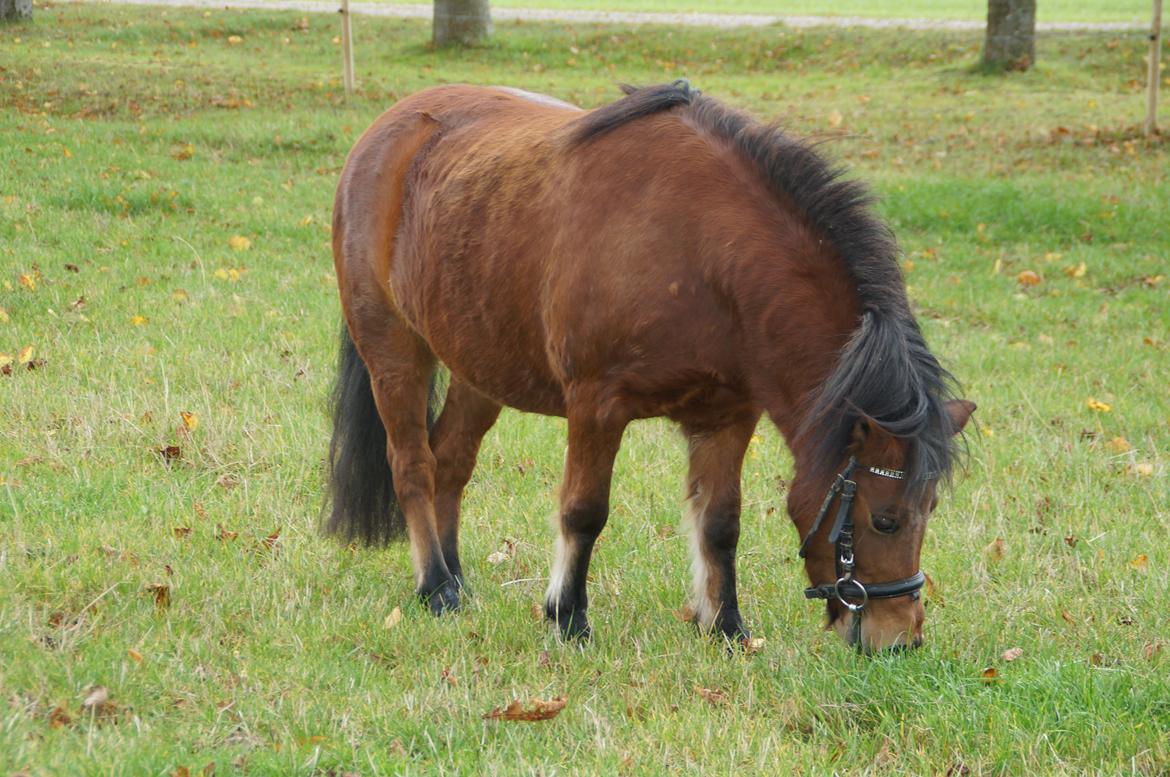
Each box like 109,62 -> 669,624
798,457 -> 926,639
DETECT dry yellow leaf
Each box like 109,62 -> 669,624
827,109 -> 843,128
180,411 -> 199,431
1086,398 -> 1112,413
127,648 -> 144,663
483,696 -> 567,722
384,606 -> 403,629
0,353 -> 12,369
1105,436 -> 1131,454
1064,262 -> 1087,278
1130,554 -> 1149,570
130,315 -> 147,326
17,345 -> 33,363
0,306 -> 9,322
1016,270 -> 1042,286
983,537 -> 1006,562
172,289 -> 189,302
299,215 -> 314,226
227,35 -> 243,45
228,235 -> 252,251
1132,462 -> 1154,477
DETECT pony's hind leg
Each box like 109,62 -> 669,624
682,413 -> 761,644
351,319 -> 460,614
543,401 -> 628,641
429,378 -> 502,590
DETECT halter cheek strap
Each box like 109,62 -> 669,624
799,457 -> 926,620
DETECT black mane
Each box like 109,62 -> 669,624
572,82 -> 962,490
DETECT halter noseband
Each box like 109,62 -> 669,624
798,457 -> 926,627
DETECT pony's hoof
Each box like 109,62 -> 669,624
420,579 -> 461,615
546,606 -> 591,641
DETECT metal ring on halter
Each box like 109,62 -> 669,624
834,577 -> 868,613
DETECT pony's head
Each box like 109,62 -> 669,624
789,399 -> 975,652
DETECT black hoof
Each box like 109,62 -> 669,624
420,578 -> 461,615
545,604 -> 591,641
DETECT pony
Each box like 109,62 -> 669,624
325,81 -> 975,652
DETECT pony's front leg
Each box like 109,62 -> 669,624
683,413 -> 760,644
543,405 -> 627,641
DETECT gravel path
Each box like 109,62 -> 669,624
77,0 -> 1145,32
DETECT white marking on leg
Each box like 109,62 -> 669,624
683,486 -> 719,628
544,530 -> 571,611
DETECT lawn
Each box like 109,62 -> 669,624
358,0 -> 1153,25
1,4 -> 1168,775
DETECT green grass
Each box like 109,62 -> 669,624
360,0 -> 1154,24
2,5 -> 1169,775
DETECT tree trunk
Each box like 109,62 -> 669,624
1,0 -> 33,22
983,0 -> 1036,70
433,0 -> 491,47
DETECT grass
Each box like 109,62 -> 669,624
2,4 -> 1169,775
355,0 -> 1154,25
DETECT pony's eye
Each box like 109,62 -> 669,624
872,514 -> 899,534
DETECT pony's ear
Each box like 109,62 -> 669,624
945,399 -> 977,435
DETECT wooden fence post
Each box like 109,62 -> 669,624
340,0 -> 355,96
1147,0 -> 1164,136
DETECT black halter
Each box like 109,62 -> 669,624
799,457 -> 926,622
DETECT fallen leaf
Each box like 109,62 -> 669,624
1060,610 -> 1076,625
441,666 -> 457,686
81,686 -> 110,712
1063,262 -> 1087,278
130,315 -> 147,326
1131,462 -> 1154,477
983,537 -> 1006,562
1130,554 -> 1148,570
215,473 -> 239,489
1089,653 -> 1119,667
1064,535 -> 1078,548
742,636 -> 766,655
19,272 -> 37,290
173,143 -> 195,161
145,583 -> 171,609
228,235 -> 251,251
483,696 -> 567,721
1086,398 -> 1112,413
227,34 -> 243,45
48,705 -> 73,728
384,606 -> 402,629
157,445 -> 182,466
180,411 -> 199,431
827,109 -> 843,128
1016,270 -> 1042,286
18,345 -> 33,363
174,526 -> 192,538
924,572 -> 943,605
672,606 -> 695,623
64,262 -> 80,273
128,648 -> 144,663
1144,642 -> 1163,660
979,666 -> 999,683
255,528 -> 281,553
1001,647 -> 1023,662
215,525 -> 238,542
1105,436 -> 1131,454
694,686 -> 728,705
486,550 -> 509,565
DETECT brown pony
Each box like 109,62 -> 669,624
326,82 -> 975,652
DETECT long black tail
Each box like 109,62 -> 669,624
324,325 -> 440,546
